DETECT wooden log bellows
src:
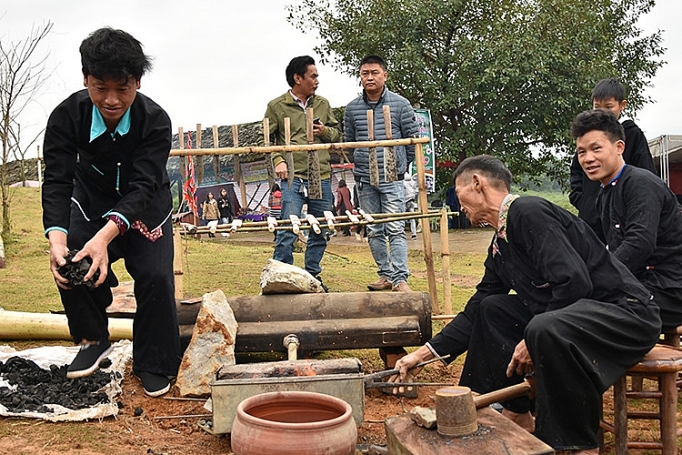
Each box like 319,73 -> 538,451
179,291 -> 432,354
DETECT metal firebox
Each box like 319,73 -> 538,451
210,358 -> 365,434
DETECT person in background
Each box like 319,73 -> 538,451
403,173 -> 418,239
42,27 -> 181,397
344,55 -> 418,292
268,183 -> 282,241
217,187 -> 233,224
353,184 -> 367,242
569,77 -> 656,242
201,192 -> 219,238
268,183 -> 282,220
336,179 -> 353,236
262,55 -> 342,288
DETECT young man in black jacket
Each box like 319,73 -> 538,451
42,28 -> 181,397
572,108 -> 682,330
569,77 -> 656,242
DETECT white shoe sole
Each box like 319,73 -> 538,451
66,344 -> 114,379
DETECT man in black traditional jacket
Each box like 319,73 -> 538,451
42,28 -> 181,397
390,155 -> 660,453
573,108 -> 682,330
569,77 -> 656,242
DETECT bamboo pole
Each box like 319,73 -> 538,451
0,311 -> 132,341
440,207 -> 452,314
212,125 -> 220,183
169,137 -> 431,157
262,118 -> 275,190
173,227 -> 183,300
232,125 -> 247,208
195,124 -> 204,185
182,211 -> 449,234
367,109 -> 379,186
415,141 -> 439,313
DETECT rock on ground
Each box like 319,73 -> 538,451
260,258 -> 325,294
175,290 -> 238,397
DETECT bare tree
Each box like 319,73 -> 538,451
0,21 -> 53,246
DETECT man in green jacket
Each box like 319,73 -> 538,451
263,55 -> 342,286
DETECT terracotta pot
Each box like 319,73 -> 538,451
231,391 -> 357,455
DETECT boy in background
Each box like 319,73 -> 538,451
569,77 -> 656,241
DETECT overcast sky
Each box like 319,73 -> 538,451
2,0 -> 680,159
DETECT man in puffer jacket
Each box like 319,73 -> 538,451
344,55 -> 418,292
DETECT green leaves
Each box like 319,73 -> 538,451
287,0 -> 664,187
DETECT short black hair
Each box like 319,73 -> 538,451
285,55 -> 315,88
80,27 -> 151,81
338,179 -> 347,188
453,155 -> 513,192
570,109 -> 625,142
591,77 -> 627,103
360,55 -> 387,71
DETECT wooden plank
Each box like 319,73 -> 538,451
284,117 -> 295,189
306,108 -> 322,199
382,105 -> 397,182
385,407 -> 553,455
212,125 -> 220,183
367,109 -> 380,186
232,125 -> 247,207
441,207 -> 452,314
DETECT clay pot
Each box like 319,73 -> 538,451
231,391 -> 357,455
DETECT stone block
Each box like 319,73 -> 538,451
176,290 -> 238,397
259,258 -> 324,294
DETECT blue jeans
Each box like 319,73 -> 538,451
273,178 -> 332,277
358,181 -> 409,284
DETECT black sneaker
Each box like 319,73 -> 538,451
66,341 -> 113,379
136,371 -> 171,397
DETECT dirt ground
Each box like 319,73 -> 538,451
0,229 -> 492,455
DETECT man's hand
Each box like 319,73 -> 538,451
275,161 -> 288,180
48,231 -> 71,289
71,221 -> 120,288
506,339 -> 534,378
386,345 -> 434,395
312,122 -> 326,137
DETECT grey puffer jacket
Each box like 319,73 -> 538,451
344,88 -> 418,184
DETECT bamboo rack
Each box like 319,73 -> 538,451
173,113 -> 440,310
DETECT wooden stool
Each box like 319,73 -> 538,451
601,344 -> 682,455
662,325 -> 682,347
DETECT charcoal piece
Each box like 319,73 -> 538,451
0,356 -> 114,414
57,250 -> 100,289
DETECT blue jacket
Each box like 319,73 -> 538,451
344,88 -> 417,183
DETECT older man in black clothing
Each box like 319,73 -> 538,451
573,109 -> 682,330
390,155 -> 660,453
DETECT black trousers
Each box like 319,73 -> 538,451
459,294 -> 659,450
650,286 -> 682,331
59,203 -> 181,377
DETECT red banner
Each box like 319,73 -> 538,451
182,131 -> 198,216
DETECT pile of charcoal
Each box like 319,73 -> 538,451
0,356 -> 119,413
